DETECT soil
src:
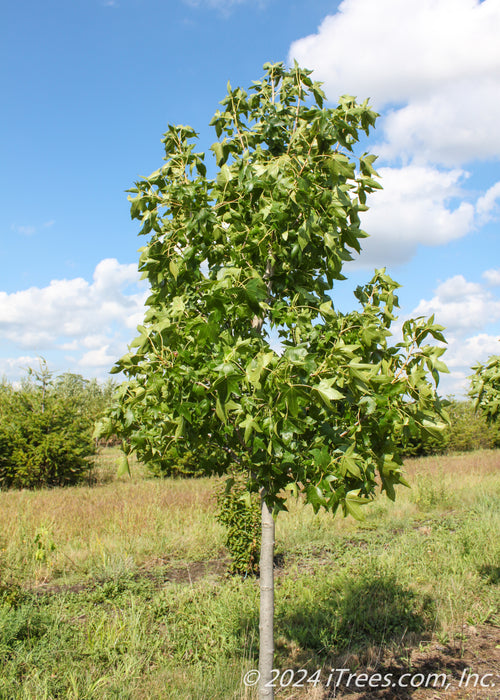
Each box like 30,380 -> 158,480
30,555 -> 231,596
324,625 -> 500,699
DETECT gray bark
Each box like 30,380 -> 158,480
258,490 -> 275,700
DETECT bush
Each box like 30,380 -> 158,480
143,443 -> 229,478
0,362 -> 98,489
446,399 -> 500,452
399,398 -> 500,457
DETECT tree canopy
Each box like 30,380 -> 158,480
100,61 -> 451,699
103,61 -> 448,516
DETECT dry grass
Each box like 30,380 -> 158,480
404,450 -> 500,493
279,449 -> 500,549
1,448 -> 498,588
0,448 -> 225,586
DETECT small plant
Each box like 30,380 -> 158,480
33,525 -> 56,563
413,475 -> 450,511
217,479 -> 261,576
0,578 -> 27,609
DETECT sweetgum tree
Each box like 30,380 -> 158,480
104,63 -> 447,698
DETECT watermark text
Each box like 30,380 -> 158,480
243,667 -> 499,691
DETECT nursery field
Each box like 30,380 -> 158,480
0,449 -> 499,699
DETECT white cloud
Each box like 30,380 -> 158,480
438,333 -> 500,397
445,333 -> 500,370
402,275 -> 500,395
483,268 -> 500,286
476,181 -> 500,222
352,166 -> 475,267
11,224 -> 36,236
290,0 -> 500,105
0,258 -> 148,375
411,274 -> 500,336
11,220 -> 55,236
289,0 -> 500,166
0,355 -> 40,381
79,346 -> 118,369
59,340 -> 79,352
288,0 -> 500,267
92,257 -> 141,299
378,81 -> 500,166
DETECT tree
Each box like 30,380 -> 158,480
469,352 -> 500,424
54,372 -> 117,424
104,62 -> 447,698
0,361 -> 96,489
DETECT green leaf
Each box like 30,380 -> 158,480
284,482 -> 298,498
310,447 -> 331,469
341,454 -> 362,478
284,347 -> 308,365
319,300 -> 335,317
359,395 -> 376,415
305,484 -> 327,513
171,296 -> 185,314
195,160 -> 206,177
117,452 -> 131,478
169,260 -> 179,280
175,417 -> 185,438
92,417 -> 112,441
344,492 -> 369,521
433,359 -> 449,373
240,414 -> 261,443
211,141 -> 225,166
244,277 -> 267,309
217,164 -> 232,186
313,379 -> 344,405
215,397 -> 227,423
238,491 -> 252,508
422,418 -> 448,437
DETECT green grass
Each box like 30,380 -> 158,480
0,448 -> 499,698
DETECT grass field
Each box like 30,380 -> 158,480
0,449 -> 499,699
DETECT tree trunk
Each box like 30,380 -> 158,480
259,489 -> 275,700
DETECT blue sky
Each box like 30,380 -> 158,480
1,0 -> 499,397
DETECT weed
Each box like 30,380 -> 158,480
216,480 -> 261,576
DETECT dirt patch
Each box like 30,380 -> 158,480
322,625 -> 500,699
138,556 -> 230,585
30,556 -> 231,597
31,581 -> 90,596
